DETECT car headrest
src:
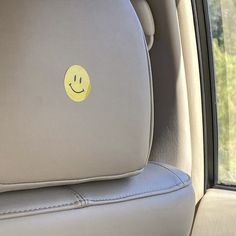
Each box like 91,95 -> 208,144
0,0 -> 153,192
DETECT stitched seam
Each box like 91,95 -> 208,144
67,187 -> 89,205
66,186 -> 87,206
144,32 -> 154,162
150,162 -> 191,184
73,190 -> 87,204
0,200 -> 79,216
0,187 -> 82,216
87,182 -> 189,202
71,163 -> 191,202
66,186 -> 83,202
0,163 -> 191,216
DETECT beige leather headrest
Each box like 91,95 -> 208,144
0,0 -> 153,192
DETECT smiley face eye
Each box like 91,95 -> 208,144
73,75 -> 82,83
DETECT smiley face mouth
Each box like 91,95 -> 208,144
69,83 -> 85,94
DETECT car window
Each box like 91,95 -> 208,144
208,0 -> 236,184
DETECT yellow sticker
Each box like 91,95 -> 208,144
64,65 -> 91,102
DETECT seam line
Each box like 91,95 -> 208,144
0,200 -> 79,216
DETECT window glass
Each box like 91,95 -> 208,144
208,0 -> 236,184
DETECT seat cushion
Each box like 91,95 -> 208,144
0,0 -> 153,193
0,162 -> 195,236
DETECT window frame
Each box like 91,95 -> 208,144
191,0 -> 219,190
192,0 -> 236,190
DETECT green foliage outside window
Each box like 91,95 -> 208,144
209,0 -> 236,183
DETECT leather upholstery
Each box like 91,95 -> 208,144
0,162 -> 195,235
192,189 -> 236,236
131,0 -> 155,50
0,1 -> 195,235
0,0 -> 153,192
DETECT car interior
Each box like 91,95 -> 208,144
0,0 -> 236,235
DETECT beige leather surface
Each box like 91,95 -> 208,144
0,162 -> 195,236
131,0 -> 155,50
192,189 -> 236,236
0,0 -> 153,192
176,0 -> 204,203
147,0 -> 204,205
148,0 -> 192,175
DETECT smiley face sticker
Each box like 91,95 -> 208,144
64,65 -> 91,102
